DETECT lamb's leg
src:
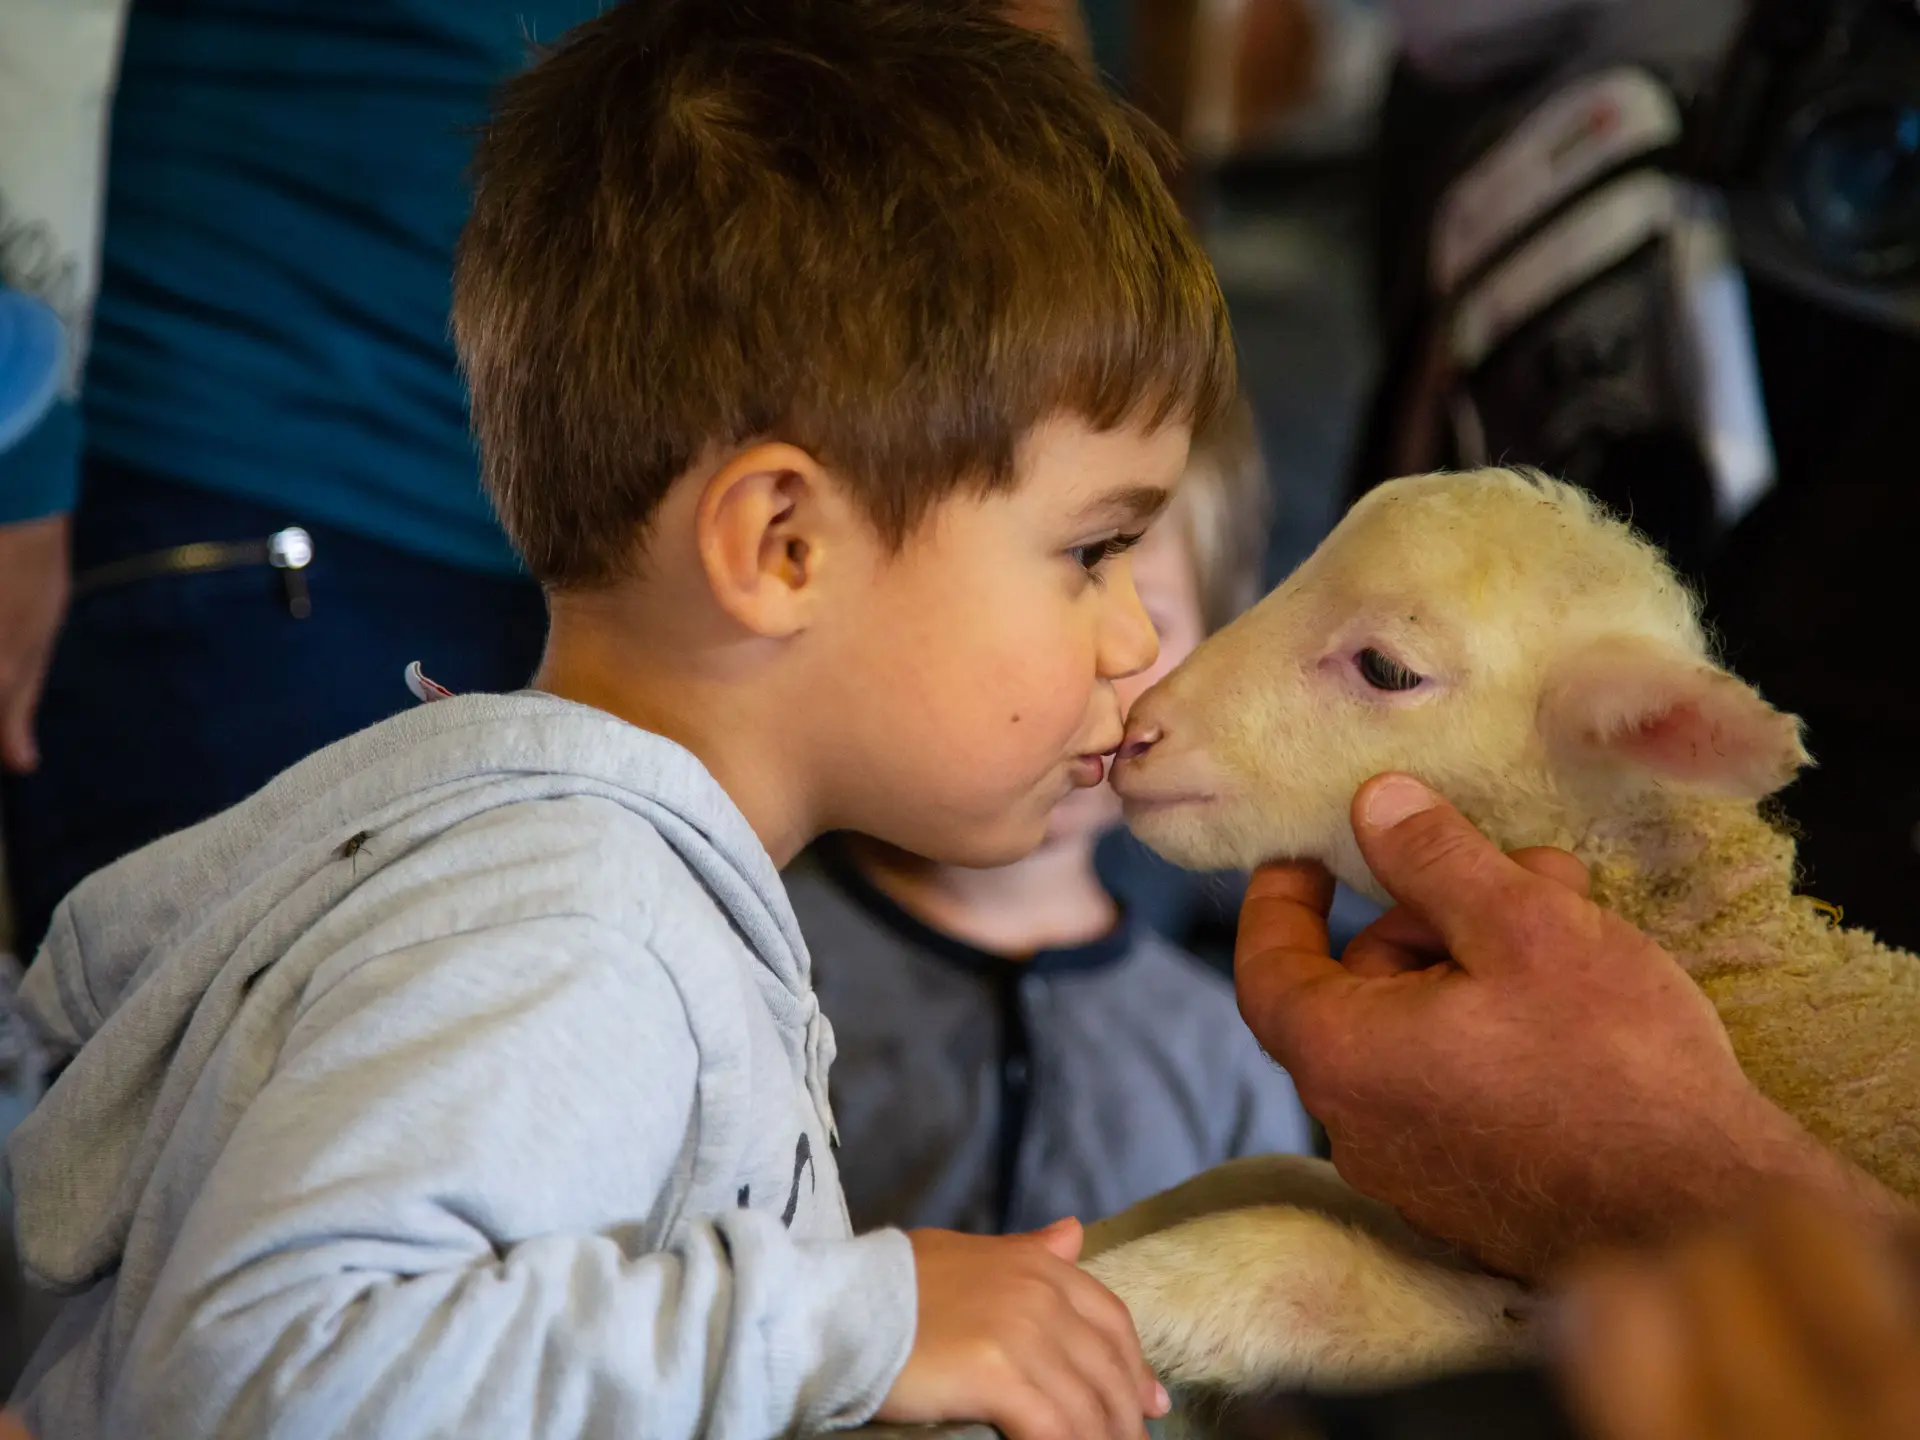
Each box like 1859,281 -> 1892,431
1081,1153 -> 1469,1270
1086,1205 -> 1534,1395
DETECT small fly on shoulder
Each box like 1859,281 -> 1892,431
338,830 -> 372,874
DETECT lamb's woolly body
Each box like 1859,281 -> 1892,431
1085,467 -> 1919,1411
1584,793 -> 1920,1201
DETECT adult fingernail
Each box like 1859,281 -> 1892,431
1363,775 -> 1437,830
1152,1384 -> 1171,1416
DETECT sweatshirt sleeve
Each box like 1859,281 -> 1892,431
108,916 -> 917,1440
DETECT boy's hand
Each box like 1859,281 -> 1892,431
879,1218 -> 1169,1440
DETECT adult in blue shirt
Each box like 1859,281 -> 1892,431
0,0 -> 632,960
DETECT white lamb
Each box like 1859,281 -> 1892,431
1077,466 -> 1920,1400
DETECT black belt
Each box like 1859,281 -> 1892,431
71,526 -> 315,618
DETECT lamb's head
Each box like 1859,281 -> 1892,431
1110,468 -> 1811,901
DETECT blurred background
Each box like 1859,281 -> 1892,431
1086,0 -> 1920,974
1,0 -> 1916,1393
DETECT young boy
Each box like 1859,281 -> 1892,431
789,404 -> 1315,1237
3,2 -> 1235,1438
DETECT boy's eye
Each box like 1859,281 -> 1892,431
1071,532 -> 1145,574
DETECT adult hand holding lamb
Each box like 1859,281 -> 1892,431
1113,467 -> 1914,1242
1234,775 -> 1895,1281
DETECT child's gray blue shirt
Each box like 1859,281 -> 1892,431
787,845 -> 1315,1238
6,693 -> 914,1440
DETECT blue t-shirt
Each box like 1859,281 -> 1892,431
0,0 -> 599,574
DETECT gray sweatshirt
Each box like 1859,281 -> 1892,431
4,693 -> 915,1440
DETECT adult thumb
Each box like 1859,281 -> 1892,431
1351,774 -> 1531,965
1033,1216 -> 1084,1263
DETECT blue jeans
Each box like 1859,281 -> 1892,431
1,455 -> 547,960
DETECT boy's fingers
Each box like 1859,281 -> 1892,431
990,1380 -> 1076,1440
1025,1344 -> 1121,1440
1061,1269 -> 1160,1415
1052,1326 -> 1149,1440
1234,861 -> 1358,1056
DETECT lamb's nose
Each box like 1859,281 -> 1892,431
1117,725 -> 1162,762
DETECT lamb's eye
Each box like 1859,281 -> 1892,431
1358,648 -> 1424,692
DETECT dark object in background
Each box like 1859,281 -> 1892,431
1697,0 -> 1920,297
1195,1365 -> 1581,1440
1359,0 -> 1920,952
1355,56 -> 1740,585
1708,283 -> 1920,952
1683,0 -> 1919,951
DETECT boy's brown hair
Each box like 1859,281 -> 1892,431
454,0 -> 1235,588
1175,395 -> 1272,635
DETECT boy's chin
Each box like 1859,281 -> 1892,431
867,785 -> 1112,870
1042,785 -> 1122,849
883,810 -> 1054,871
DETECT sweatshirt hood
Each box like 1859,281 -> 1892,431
6,692 -> 823,1292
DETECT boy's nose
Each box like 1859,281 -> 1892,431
1117,724 -> 1162,762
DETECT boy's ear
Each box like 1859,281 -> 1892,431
694,443 -> 838,638
1538,634 -> 1810,799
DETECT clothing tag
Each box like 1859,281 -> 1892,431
404,661 -> 456,705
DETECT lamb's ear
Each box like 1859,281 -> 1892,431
1539,635 -> 1809,799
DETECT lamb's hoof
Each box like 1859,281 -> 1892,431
1087,1206 -> 1537,1395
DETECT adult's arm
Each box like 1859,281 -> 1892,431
1557,1191 -> 1920,1439
1234,773 -> 1908,1281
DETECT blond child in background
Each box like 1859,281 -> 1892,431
788,401 -> 1315,1236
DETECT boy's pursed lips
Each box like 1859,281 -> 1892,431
1069,737 -> 1126,789
1069,753 -> 1108,788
